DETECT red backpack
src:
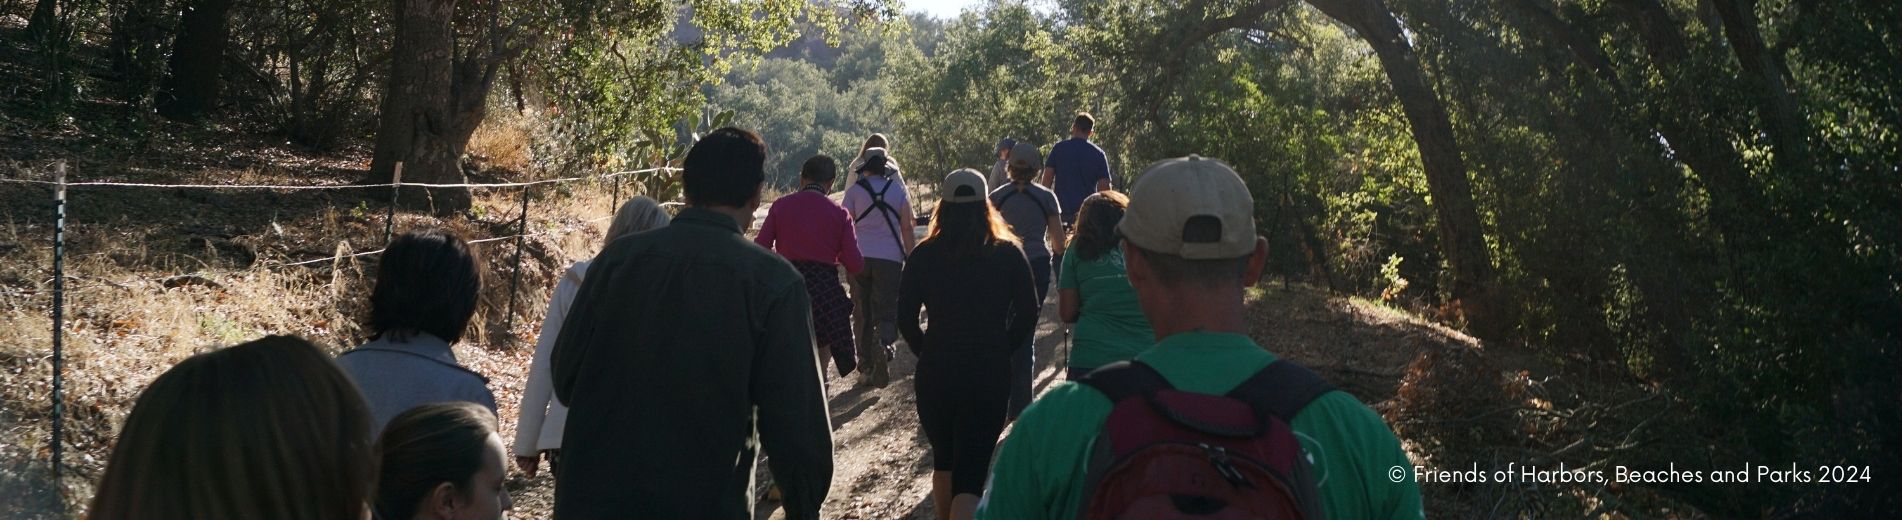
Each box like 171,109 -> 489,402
1076,360 -> 1334,520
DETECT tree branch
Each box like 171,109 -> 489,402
1140,0 -> 1294,124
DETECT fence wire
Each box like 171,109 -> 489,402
7,161 -> 681,506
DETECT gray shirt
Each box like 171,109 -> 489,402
335,332 -> 497,435
989,182 -> 1059,259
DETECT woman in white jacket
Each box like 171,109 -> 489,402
514,196 -> 671,478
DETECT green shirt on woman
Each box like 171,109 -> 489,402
1057,244 -> 1154,370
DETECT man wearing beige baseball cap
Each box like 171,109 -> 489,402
980,156 -> 1423,519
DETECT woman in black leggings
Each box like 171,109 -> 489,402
898,168 -> 1039,520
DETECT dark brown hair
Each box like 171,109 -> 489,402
369,229 -> 483,344
1074,191 -> 1129,261
373,402 -> 499,520
682,126 -> 769,208
90,335 -> 376,520
1073,112 -> 1096,134
801,155 -> 838,187
1008,162 -> 1038,183
924,199 -> 1020,259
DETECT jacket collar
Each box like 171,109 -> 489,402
674,206 -> 742,234
361,331 -> 458,365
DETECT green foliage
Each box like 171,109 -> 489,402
892,0 -> 1900,514
706,15 -> 924,189
888,1 -> 1089,180
521,0 -> 896,194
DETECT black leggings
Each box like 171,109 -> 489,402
914,352 -> 1011,496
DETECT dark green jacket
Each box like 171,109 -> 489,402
552,207 -> 833,519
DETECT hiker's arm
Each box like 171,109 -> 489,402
900,203 -> 918,254
839,211 -> 865,274
1095,177 -> 1111,192
515,272 -> 578,469
975,399 -> 1066,519
752,281 -> 833,519
1005,249 -> 1038,349
1056,250 -> 1080,324
897,258 -> 927,356
1059,288 -> 1080,324
1040,166 -> 1054,187
1045,213 -> 1065,259
552,259 -> 611,405
753,208 -> 777,249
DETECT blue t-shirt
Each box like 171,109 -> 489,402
1045,137 -> 1110,219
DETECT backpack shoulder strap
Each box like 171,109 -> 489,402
1225,359 -> 1336,421
995,186 -> 1053,217
995,189 -> 1018,205
1077,360 -> 1174,403
853,178 -> 881,222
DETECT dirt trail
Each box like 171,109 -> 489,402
502,284 -> 1486,519
501,292 -> 1074,520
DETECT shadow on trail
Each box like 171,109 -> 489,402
831,395 -> 880,428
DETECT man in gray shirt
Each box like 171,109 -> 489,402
987,141 -> 1064,419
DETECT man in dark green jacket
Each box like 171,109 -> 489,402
552,127 -> 834,519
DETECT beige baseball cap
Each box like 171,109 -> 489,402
942,168 -> 989,203
1117,155 -> 1256,260
1008,141 -> 1042,172
858,147 -> 892,174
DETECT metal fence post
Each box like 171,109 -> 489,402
49,161 -> 67,504
502,183 -> 531,340
385,162 -> 403,244
610,171 -> 622,215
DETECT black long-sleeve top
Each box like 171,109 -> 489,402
897,239 -> 1040,358
551,208 -> 833,519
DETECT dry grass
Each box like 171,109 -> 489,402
467,114 -> 538,174
0,153 -> 629,517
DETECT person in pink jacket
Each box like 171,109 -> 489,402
512,196 -> 671,479
757,155 -> 866,376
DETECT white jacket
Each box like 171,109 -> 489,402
513,260 -> 587,456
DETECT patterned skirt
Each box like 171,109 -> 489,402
793,260 -> 858,376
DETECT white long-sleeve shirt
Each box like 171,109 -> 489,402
513,260 -> 587,456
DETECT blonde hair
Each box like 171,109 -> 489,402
860,133 -> 891,156
604,196 -> 671,247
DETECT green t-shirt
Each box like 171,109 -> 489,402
1057,244 -> 1155,370
977,332 -> 1424,520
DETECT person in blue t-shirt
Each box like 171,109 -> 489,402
1041,112 -> 1112,228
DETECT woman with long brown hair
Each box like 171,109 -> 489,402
90,335 -> 377,520
897,169 -> 1039,520
1056,190 -> 1154,380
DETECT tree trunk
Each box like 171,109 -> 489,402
156,0 -> 235,120
110,0 -> 170,110
1306,0 -> 1503,339
1607,0 -> 1766,226
369,0 -> 474,213
1504,0 -> 1704,381
1709,0 -> 1810,173
27,0 -> 57,37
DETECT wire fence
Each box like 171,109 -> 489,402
7,160 -> 680,509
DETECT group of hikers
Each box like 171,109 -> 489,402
84,113 -> 1424,520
